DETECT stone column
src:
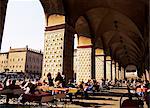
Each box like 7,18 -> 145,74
95,49 -> 104,82
42,15 -> 74,82
112,61 -> 116,81
104,55 -> 106,81
124,67 -> 126,79
146,70 -> 150,81
91,40 -> 95,79
42,15 -> 65,80
76,36 -> 92,83
106,56 -> 111,80
120,67 -> 124,79
116,62 -> 119,80
73,34 -> 78,81
111,59 -> 113,80
115,62 -> 116,79
63,24 -> 74,82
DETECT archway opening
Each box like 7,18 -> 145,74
0,0 -> 45,79
1,0 -> 45,52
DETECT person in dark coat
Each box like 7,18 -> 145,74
47,72 -> 54,86
55,72 -> 63,83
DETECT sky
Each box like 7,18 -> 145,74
1,0 -> 45,52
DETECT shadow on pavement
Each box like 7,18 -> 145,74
87,97 -> 118,101
0,104 -> 44,108
72,101 -> 114,108
92,92 -> 127,97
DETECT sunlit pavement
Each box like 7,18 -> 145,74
0,87 -> 148,108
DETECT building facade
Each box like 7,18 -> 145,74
0,47 -> 43,77
0,52 -> 9,72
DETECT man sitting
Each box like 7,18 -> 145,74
5,80 -> 21,104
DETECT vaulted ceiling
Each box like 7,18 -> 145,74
40,0 -> 149,72
0,0 -> 149,76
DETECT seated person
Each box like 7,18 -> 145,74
55,81 -> 62,88
7,80 -> 21,90
27,82 -> 37,94
5,80 -> 21,104
66,80 -> 75,88
20,80 -> 27,89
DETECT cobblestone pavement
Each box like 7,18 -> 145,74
0,87 -> 148,108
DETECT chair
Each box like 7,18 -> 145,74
40,95 -> 54,107
13,89 -> 24,95
67,89 -> 78,102
55,93 -> 67,107
120,93 -> 144,108
13,89 -> 24,104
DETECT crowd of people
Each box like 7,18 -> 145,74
0,72 -> 149,107
126,78 -> 150,107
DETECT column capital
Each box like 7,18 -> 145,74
45,24 -> 65,31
